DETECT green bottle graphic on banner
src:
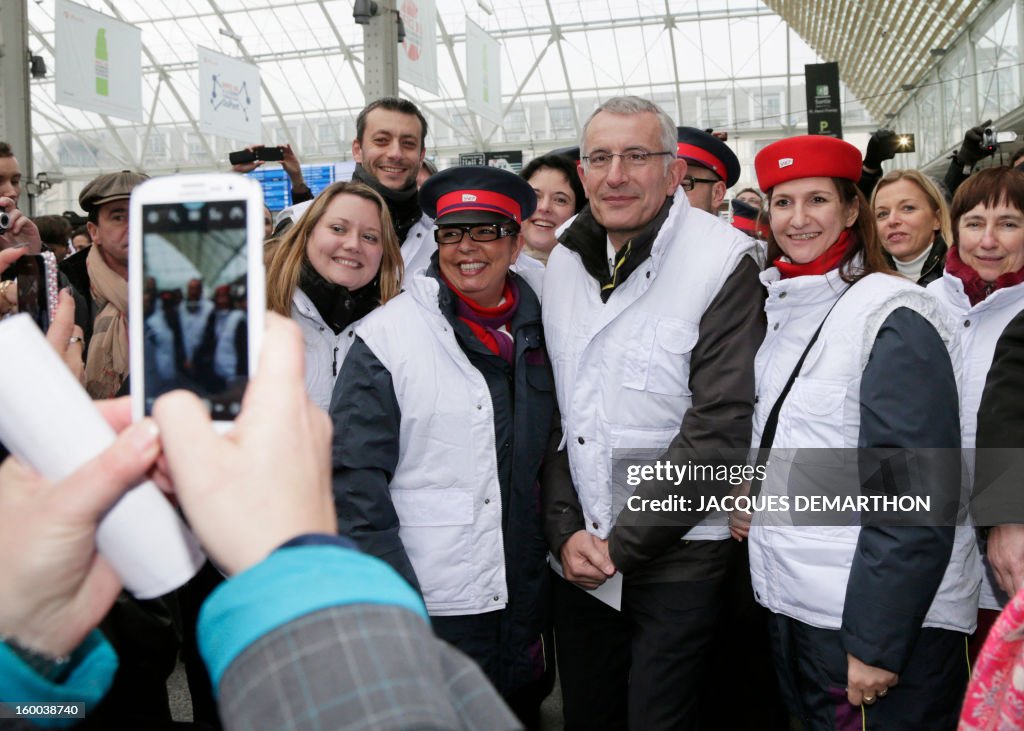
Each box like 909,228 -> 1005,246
95,28 -> 109,97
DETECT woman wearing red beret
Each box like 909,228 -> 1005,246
732,135 -> 978,729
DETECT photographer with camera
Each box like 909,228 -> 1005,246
861,121 -> 1010,204
859,129 -> 920,199
0,142 -> 42,254
944,120 -> 999,198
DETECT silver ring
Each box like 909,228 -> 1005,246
68,335 -> 83,346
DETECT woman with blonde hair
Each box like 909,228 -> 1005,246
872,169 -> 952,286
266,180 -> 403,410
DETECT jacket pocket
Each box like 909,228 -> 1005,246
391,487 -> 475,527
778,377 -> 849,461
644,318 -> 700,396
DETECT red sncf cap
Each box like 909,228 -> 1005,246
436,189 -> 523,223
754,135 -> 862,192
677,143 -> 726,179
419,165 -> 537,226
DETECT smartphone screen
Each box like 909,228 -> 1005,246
140,199 -> 249,419
15,255 -> 49,333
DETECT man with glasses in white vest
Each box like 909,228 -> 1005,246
541,96 -> 765,731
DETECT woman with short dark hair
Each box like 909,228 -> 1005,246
518,153 -> 585,266
929,166 -> 1024,660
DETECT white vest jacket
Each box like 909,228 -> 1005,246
291,288 -> 356,413
748,268 -> 980,634
929,273 -> 1024,610
400,213 -> 437,279
354,273 -> 507,616
543,189 -> 757,542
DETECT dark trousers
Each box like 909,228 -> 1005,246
697,542 -> 789,731
80,592 -> 179,729
768,613 -> 969,731
177,561 -> 225,729
432,611 -> 551,731
553,572 -> 725,731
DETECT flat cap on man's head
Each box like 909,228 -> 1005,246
676,127 -> 740,188
79,170 -> 149,212
420,166 -> 537,226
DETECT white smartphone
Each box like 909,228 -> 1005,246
129,173 -> 265,432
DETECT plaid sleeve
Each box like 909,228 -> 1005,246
216,604 -> 522,731
197,544 -> 428,692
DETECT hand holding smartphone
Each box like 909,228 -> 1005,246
129,174 -> 265,432
0,251 -> 59,331
229,145 -> 286,166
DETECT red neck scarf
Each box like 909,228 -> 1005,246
775,229 -> 852,279
945,245 -> 1024,306
442,275 -> 519,363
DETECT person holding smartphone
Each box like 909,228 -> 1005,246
0,315 -> 518,731
231,143 -> 313,206
265,181 -> 404,411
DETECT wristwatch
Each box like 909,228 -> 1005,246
1,635 -> 72,683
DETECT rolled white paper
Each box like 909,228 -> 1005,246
0,314 -> 204,598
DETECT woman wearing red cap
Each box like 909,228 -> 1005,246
265,181 -> 404,411
736,135 -> 977,729
927,167 -> 1024,664
328,166 -> 554,728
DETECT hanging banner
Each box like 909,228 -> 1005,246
465,19 -> 502,126
398,0 -> 438,95
805,62 -> 843,138
198,47 -> 261,142
54,0 -> 143,122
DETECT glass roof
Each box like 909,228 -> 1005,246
27,0 -> 869,183
764,0 -> 987,122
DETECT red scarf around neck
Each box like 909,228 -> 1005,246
442,275 -> 519,361
945,245 -> 1024,306
775,229 -> 852,279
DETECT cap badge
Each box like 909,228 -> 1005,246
778,158 -> 793,168
462,194 -> 477,202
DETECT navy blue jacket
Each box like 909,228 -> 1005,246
329,261 -> 555,695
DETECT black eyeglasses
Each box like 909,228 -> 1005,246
434,224 -> 520,245
681,175 -> 720,191
581,150 -> 674,169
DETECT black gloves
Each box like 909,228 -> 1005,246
955,120 -> 995,168
863,129 -> 898,171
